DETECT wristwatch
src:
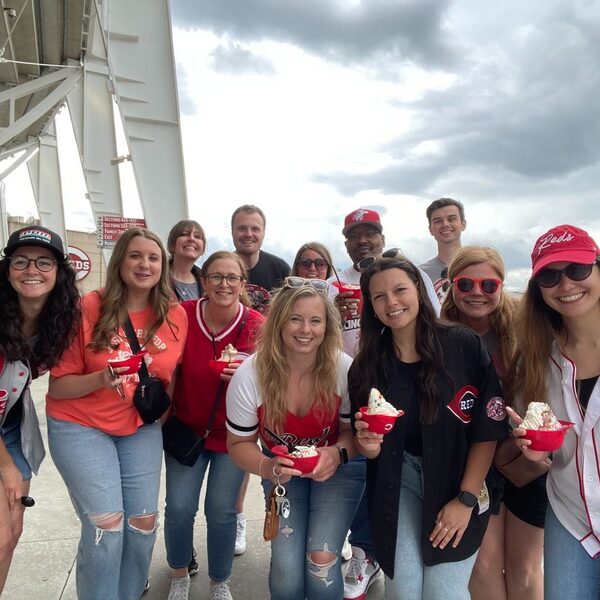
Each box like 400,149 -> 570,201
457,490 -> 478,508
335,444 -> 349,465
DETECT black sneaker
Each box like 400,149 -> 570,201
188,547 -> 199,576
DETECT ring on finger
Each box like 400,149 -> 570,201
443,527 -> 449,531
436,521 -> 443,527
272,465 -> 281,477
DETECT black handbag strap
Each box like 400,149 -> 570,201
122,317 -> 151,383
203,307 -> 249,439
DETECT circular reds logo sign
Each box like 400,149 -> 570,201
68,246 -> 92,281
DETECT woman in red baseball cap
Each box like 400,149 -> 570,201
508,224 -> 600,600
0,225 -> 80,594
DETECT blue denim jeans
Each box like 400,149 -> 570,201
544,504 -> 600,599
164,448 -> 245,581
47,416 -> 162,600
347,455 -> 375,557
1,416 -> 32,480
261,460 -> 365,600
385,452 -> 477,600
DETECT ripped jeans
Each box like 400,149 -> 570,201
47,416 -> 162,600
261,458 -> 365,600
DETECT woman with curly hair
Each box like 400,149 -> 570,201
351,256 -> 507,600
509,225 -> 600,600
0,225 -> 80,594
47,228 -> 187,600
226,278 -> 364,599
291,242 -> 334,280
441,246 -> 545,600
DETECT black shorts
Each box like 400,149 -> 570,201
503,473 -> 548,529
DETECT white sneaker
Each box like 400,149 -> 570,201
234,513 -> 247,555
343,546 -> 381,600
210,579 -> 233,600
341,531 -> 353,561
167,575 -> 190,600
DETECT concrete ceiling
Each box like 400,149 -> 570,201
0,0 -> 90,152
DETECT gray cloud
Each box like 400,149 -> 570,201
175,63 -> 197,115
172,0 -> 458,69
314,2 -> 600,196
210,42 -> 276,75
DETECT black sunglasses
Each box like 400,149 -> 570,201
296,258 -> 328,270
453,277 -> 502,295
357,248 -> 401,272
534,262 -> 595,288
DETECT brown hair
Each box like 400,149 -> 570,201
291,242 -> 334,279
230,205 -> 266,230
426,197 -> 465,224
201,250 -> 251,307
167,220 -> 206,258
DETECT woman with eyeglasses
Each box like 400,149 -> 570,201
226,277 -> 364,599
292,242 -> 334,280
167,220 -> 206,302
0,226 -> 80,595
506,225 -> 600,600
164,251 -> 263,600
441,246 -> 546,600
47,228 -> 187,600
351,256 -> 508,600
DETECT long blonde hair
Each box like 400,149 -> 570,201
255,284 -> 342,431
91,228 -> 177,351
441,246 -> 518,372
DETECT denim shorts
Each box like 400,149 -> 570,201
1,416 -> 32,480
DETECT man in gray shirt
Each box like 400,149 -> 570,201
419,197 -> 467,300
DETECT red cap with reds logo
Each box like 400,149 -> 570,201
342,208 -> 383,236
531,224 -> 600,277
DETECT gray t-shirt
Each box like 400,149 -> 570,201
419,256 -> 449,301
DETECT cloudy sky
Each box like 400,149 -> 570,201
5,0 -> 600,289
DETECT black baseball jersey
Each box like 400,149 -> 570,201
350,325 -> 508,577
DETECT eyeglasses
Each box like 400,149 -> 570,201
357,248 -> 401,272
533,262 -> 595,288
204,273 -> 244,286
9,255 -> 57,272
346,228 -> 381,241
283,276 -> 329,293
453,277 -> 502,294
296,258 -> 329,270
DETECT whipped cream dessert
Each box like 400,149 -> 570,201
289,445 -> 318,458
367,388 -> 401,416
521,402 -> 561,431
219,344 -> 238,363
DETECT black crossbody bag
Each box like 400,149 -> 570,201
123,317 -> 172,424
162,307 -> 249,466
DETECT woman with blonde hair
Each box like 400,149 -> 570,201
47,228 -> 187,600
291,242 -> 334,280
509,225 -> 600,599
441,246 -> 546,600
226,278 -> 364,599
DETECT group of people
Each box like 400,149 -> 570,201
0,199 -> 599,600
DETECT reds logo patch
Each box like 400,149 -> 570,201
0,389 -> 8,416
447,385 -> 478,423
351,209 -> 368,222
486,396 -> 506,421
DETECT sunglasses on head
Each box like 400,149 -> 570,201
533,262 -> 595,288
283,276 -> 329,293
357,248 -> 401,272
453,276 -> 502,294
296,258 -> 328,270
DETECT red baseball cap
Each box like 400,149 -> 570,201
531,224 -> 600,277
342,208 -> 383,236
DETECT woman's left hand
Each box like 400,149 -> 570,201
429,498 -> 474,549
220,361 -> 241,383
306,446 -> 340,482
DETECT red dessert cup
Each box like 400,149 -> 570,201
107,350 -> 148,375
272,444 -> 320,474
208,359 -> 242,375
359,406 -> 404,435
522,420 -> 575,451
